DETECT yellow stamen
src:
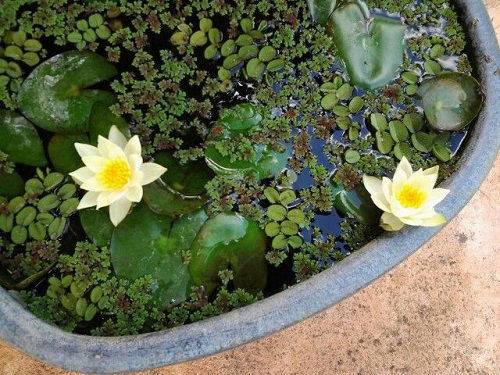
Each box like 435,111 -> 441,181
98,159 -> 131,190
396,184 -> 426,208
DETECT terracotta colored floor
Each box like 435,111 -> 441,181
1,4 -> 499,375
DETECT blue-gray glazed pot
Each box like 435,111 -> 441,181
0,1 -> 498,373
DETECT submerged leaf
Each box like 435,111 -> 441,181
48,134 -> 88,174
418,72 -> 483,131
0,171 -> 24,198
328,1 -> 405,89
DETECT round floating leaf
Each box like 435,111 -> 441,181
403,113 -> 424,133
370,113 -> 387,132
345,149 -> 360,164
111,203 -> 198,308
432,143 -> 451,162
272,234 -> 288,249
48,134 -> 88,174
88,100 -> 130,145
18,51 -> 118,134
79,208 -> 114,247
238,45 -> 259,60
267,204 -> 287,221
328,1 -> 405,89
307,0 -> 338,25
265,221 -> 281,237
258,46 -> 277,62
190,31 -> 208,46
247,57 -> 265,78
348,96 -> 364,113
331,183 -> 381,225
321,93 -> 337,110
264,187 -> 280,203
0,171 -> 24,199
0,110 -> 47,166
154,151 -> 214,197
221,40 -> 236,56
223,54 -> 242,70
418,73 -> 483,131
411,132 -> 434,153
189,212 -> 267,295
389,120 -> 409,142
375,131 -> 394,154
393,142 -> 412,161
266,59 -> 285,72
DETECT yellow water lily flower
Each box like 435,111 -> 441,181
69,126 -> 167,226
363,156 -> 449,231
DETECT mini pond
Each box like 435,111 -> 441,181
0,0 -> 487,340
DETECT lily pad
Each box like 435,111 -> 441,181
88,100 -> 130,145
205,104 -> 290,180
0,171 -> 24,199
307,0 -> 337,25
418,72 -> 483,131
143,151 -> 214,217
79,208 -> 114,247
110,203 -> 197,308
328,0 -> 405,89
48,134 -> 88,174
331,183 -> 381,225
17,51 -> 118,134
0,110 -> 47,166
189,212 -> 267,295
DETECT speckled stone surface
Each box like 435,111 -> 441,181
1,3 -> 499,375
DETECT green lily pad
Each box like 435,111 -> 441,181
110,203 -> 196,308
17,51 -> 118,134
48,134 -> 88,174
0,110 -> 47,166
331,183 -> 381,225
205,104 -> 290,180
328,0 -> 405,89
79,208 -> 114,247
307,0 -> 337,25
0,171 -> 24,199
88,100 -> 130,145
189,212 -> 267,295
143,151 -> 213,217
418,72 -> 483,131
219,103 -> 263,133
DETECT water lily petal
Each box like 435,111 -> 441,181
81,176 -> 104,192
380,212 -> 405,231
140,163 -> 167,185
423,165 -> 439,187
425,188 -> 450,208
82,155 -> 107,173
75,143 -> 99,158
392,165 -> 408,195
397,156 -> 413,178
108,125 -> 128,149
363,175 -> 391,210
420,213 -> 447,227
382,177 -> 393,203
109,197 -> 132,226
77,191 -> 100,209
124,135 -> 141,156
69,167 -> 94,184
128,154 -> 143,172
126,184 -> 143,202
97,191 -> 111,209
97,135 -> 126,159
399,216 -> 423,226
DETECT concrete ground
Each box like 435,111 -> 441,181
1,2 -> 498,374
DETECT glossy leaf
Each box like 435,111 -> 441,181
328,1 -> 405,89
0,110 -> 47,166
418,72 -> 483,131
143,151 -> 214,217
88,100 -> 130,144
331,183 -> 381,225
0,171 -> 24,199
18,51 -> 118,133
307,0 -> 337,25
189,212 -> 267,295
219,103 -> 263,133
110,203 -> 197,308
48,134 -> 88,174
79,208 -> 114,247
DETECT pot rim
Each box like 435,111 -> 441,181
1,1 -> 499,373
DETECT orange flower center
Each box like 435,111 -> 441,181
397,185 -> 426,209
98,159 -> 131,190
